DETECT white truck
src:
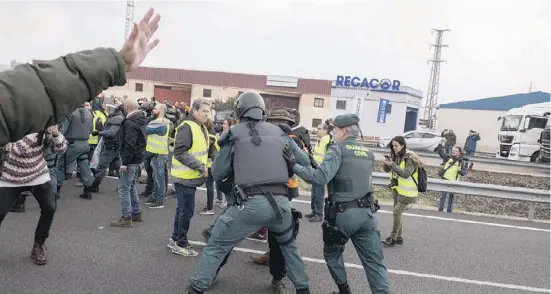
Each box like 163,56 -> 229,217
496,102 -> 550,162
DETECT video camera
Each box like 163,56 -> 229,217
139,101 -> 156,118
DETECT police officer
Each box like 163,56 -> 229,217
186,92 -> 312,294
56,104 -> 95,200
288,114 -> 390,294
90,103 -> 125,192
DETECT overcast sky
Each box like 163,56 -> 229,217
1,0 -> 549,103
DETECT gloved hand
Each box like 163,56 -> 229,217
283,146 -> 296,169
291,208 -> 303,219
91,130 -> 99,136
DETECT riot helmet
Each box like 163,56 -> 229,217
234,91 -> 266,120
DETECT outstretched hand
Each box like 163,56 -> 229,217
120,8 -> 161,72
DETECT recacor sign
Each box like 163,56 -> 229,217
335,75 -> 401,91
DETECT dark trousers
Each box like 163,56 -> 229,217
0,182 -> 56,244
144,153 -> 169,196
172,183 -> 196,247
93,148 -> 120,187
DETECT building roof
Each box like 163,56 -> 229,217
126,67 -> 331,95
440,91 -> 550,111
31,59 -> 331,96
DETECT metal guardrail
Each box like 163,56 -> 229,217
309,136 -> 550,172
371,172 -> 550,221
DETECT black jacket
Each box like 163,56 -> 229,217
99,111 -> 124,149
119,111 -> 147,165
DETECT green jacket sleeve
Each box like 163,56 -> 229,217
292,144 -> 342,186
0,47 -> 127,146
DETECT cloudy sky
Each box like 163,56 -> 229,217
1,0 -> 549,103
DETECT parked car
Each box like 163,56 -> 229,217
378,130 -> 444,152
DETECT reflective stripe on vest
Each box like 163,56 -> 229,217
171,121 -> 209,179
288,175 -> 299,188
391,160 -> 418,197
207,134 -> 220,168
88,110 -> 107,145
313,134 -> 330,164
146,118 -> 170,155
443,158 -> 461,181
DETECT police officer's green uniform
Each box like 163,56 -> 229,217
187,92 -> 312,294
291,114 -> 390,294
56,107 -> 95,199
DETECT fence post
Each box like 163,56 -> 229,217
528,202 -> 536,221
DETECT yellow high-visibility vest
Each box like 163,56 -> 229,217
171,121 -> 209,179
313,134 -> 330,164
146,118 -> 171,155
88,110 -> 107,145
390,160 -> 419,197
443,158 -> 461,181
207,134 -> 220,168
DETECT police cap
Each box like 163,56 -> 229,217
333,114 -> 360,128
266,107 -> 295,124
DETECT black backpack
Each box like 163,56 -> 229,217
412,167 -> 428,193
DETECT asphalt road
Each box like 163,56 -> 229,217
1,177 -> 549,294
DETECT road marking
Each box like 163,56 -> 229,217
104,177 -> 550,233
188,240 -> 550,293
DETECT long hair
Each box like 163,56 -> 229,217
389,136 -> 407,161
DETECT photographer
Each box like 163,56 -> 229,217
438,146 -> 469,213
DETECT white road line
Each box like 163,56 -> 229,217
105,177 -> 550,233
188,240 -> 550,293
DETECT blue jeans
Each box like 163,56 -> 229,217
118,164 -> 141,218
150,154 -> 168,203
311,184 -> 325,216
439,192 -> 455,212
172,183 -> 197,247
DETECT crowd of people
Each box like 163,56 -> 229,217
0,7 -> 474,294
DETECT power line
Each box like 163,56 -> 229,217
124,0 -> 135,42
422,29 -> 449,130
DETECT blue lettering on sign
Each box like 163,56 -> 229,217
377,98 -> 390,123
336,75 -> 401,91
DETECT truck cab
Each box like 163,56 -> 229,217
496,102 -> 550,162
538,112 -> 550,163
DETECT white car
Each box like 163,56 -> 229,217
377,130 -> 444,152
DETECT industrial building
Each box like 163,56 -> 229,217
438,91 -> 550,153
98,66 -> 333,131
330,75 -> 424,141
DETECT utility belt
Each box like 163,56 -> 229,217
233,183 -> 288,222
322,193 -> 379,246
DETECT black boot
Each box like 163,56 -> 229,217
9,194 -> 26,213
90,177 -> 101,193
79,186 -> 93,200
185,285 -> 203,294
332,283 -> 351,294
296,288 -> 310,294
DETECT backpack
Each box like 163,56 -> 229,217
411,167 -> 428,193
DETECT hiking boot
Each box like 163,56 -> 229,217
309,214 -> 323,222
271,279 -> 288,294
304,212 -> 315,218
131,212 -> 143,222
79,186 -> 93,200
249,252 -> 270,265
396,237 -> 404,245
30,242 -> 47,265
382,237 -> 395,247
110,216 -> 132,228
246,232 -> 267,243
296,288 -> 311,294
